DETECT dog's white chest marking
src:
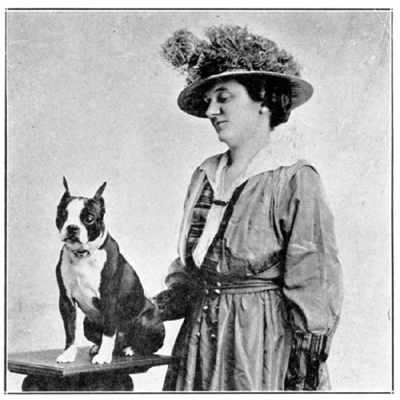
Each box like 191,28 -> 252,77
61,248 -> 107,317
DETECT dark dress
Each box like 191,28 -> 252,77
155,149 -> 343,391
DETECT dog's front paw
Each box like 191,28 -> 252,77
91,334 -> 115,364
57,345 -> 77,363
91,351 -> 112,364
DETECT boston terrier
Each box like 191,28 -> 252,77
55,178 -> 165,364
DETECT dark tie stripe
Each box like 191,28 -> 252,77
186,177 -> 247,272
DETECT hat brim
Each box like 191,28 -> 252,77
177,70 -> 313,118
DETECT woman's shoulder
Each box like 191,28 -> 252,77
272,159 -> 320,192
273,160 -> 326,206
186,152 -> 226,188
271,158 -> 317,178
198,152 -> 226,171
280,159 -> 317,175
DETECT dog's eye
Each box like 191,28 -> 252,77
84,215 -> 95,225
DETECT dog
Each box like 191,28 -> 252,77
55,178 -> 165,364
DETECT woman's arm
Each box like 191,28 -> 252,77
279,165 -> 344,390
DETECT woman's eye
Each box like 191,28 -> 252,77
218,95 -> 230,103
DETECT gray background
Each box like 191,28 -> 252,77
6,10 -> 392,392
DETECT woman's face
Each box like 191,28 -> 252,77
203,79 -> 266,149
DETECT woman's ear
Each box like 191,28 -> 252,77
280,94 -> 292,113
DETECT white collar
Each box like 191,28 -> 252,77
199,140 -> 298,201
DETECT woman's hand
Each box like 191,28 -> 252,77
153,283 -> 194,321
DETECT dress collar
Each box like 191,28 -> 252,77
199,140 -> 298,200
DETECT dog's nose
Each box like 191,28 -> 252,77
67,225 -> 80,235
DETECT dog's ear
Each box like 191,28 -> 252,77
61,177 -> 71,201
93,182 -> 107,201
63,177 -> 70,195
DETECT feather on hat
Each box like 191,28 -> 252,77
161,25 -> 313,117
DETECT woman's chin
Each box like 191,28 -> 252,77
216,130 -> 232,145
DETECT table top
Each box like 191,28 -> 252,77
8,347 -> 175,378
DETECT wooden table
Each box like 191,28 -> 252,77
8,347 -> 175,392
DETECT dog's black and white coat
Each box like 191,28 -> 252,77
55,178 -> 165,364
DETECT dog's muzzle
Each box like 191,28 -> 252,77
62,224 -> 83,244
65,245 -> 91,259
67,224 -> 80,236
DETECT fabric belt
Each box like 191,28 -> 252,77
202,275 -> 281,295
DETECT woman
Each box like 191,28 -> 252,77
154,25 -> 343,391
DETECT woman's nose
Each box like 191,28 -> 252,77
205,100 -> 220,119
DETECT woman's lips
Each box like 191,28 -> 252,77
214,120 -> 227,131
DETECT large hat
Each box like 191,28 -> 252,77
161,26 -> 313,118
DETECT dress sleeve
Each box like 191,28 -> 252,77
153,168 -> 204,321
278,165 -> 344,390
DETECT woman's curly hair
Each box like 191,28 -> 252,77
161,25 -> 301,85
